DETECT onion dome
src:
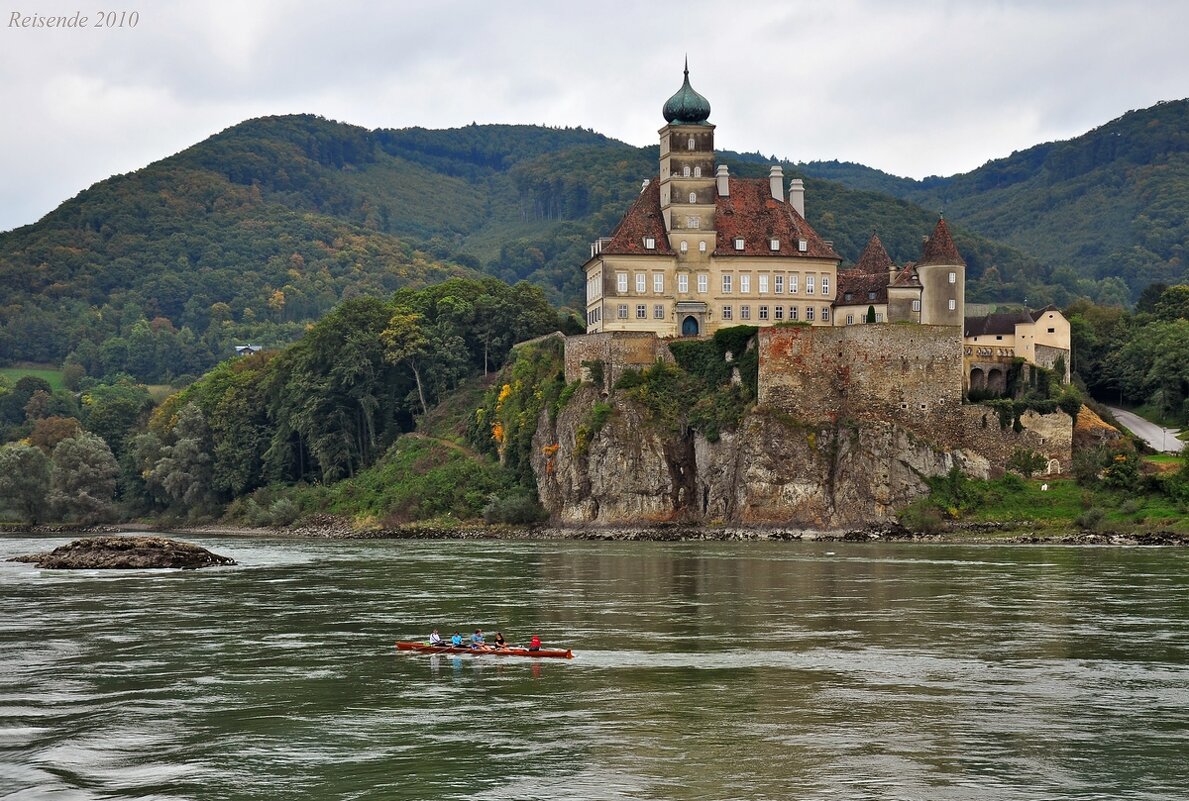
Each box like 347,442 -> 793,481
662,59 -> 711,124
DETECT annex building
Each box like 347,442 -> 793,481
582,65 -> 966,337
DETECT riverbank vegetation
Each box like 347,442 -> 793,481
901,448 -> 1189,535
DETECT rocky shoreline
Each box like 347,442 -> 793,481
4,518 -> 1186,546
167,518 -> 1189,546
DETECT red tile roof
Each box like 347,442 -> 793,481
918,217 -> 965,266
713,179 -> 840,260
852,233 -> 894,274
964,311 -> 1033,337
599,179 -> 673,255
891,263 -> 921,288
836,270 -> 890,305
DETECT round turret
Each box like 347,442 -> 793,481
662,62 -> 711,124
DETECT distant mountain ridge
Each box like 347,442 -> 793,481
2,101 -> 1185,376
799,99 -> 1189,300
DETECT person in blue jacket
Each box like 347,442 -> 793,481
470,629 -> 486,648
450,631 -> 464,647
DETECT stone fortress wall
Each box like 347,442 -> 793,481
563,331 -> 674,388
561,325 -> 1072,473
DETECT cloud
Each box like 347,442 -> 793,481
1,0 -> 1187,230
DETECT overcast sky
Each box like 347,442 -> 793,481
2,0 -> 1187,233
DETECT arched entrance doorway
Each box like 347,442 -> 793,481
681,315 -> 700,336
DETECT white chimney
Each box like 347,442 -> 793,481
769,165 -> 785,202
716,164 -> 730,197
789,178 -> 805,218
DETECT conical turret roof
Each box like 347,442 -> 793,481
853,232 -> 894,274
662,59 -> 711,125
918,217 -> 966,266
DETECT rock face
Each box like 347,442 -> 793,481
11,536 -> 236,570
532,387 -> 981,529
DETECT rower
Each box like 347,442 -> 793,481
528,634 -> 541,652
470,629 -> 486,648
493,632 -> 507,648
450,631 -> 463,647
429,629 -> 442,646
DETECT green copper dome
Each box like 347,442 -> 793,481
662,61 -> 711,124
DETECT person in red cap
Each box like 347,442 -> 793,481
528,634 -> 541,652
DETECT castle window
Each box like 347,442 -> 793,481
876,313 -> 884,322
1048,327 -> 1055,334
680,241 -> 688,253
867,291 -> 876,301
653,274 -> 664,293
806,275 -> 815,294
689,192 -> 697,204
636,273 -> 646,293
740,275 -> 751,294
617,304 -> 628,319
949,271 -> 957,283
844,293 -> 853,303
722,305 -> 733,320
790,306 -> 799,321
822,307 -> 830,322
688,136 -> 695,150
759,305 -> 769,320
617,273 -> 628,293
722,274 -> 732,293
770,239 -> 780,251
644,237 -> 656,250
759,275 -> 769,294
806,307 -> 815,322
740,305 -> 751,321
678,274 -> 688,293
948,299 -> 957,311
775,305 -> 784,320
734,238 -> 745,250
697,274 -> 708,293
683,165 -> 691,177
912,299 -> 921,312
822,276 -> 830,296
790,274 -> 799,293
654,304 -> 665,319
846,314 -> 854,325
636,304 -> 647,319
775,275 -> 784,293
699,241 -> 707,252
694,166 -> 702,177
798,239 -> 808,252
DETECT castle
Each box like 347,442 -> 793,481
582,63 -> 965,338
579,64 -> 1071,394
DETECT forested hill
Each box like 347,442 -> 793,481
800,99 -> 1189,301
1,107 -> 1175,380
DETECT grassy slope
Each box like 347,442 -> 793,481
0,366 -> 64,391
291,374 -> 511,527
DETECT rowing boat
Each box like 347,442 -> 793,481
394,641 -> 574,659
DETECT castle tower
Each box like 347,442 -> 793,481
916,217 -> 965,326
658,60 -> 717,253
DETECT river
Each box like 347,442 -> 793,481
1,535 -> 1187,800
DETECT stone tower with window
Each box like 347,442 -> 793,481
915,217 -> 966,327
658,59 -> 717,255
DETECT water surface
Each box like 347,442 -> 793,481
1,535 -> 1186,800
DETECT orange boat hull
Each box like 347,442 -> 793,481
395,641 -> 573,659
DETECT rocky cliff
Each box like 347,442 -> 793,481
532,386 -> 982,528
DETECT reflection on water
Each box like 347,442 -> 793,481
1,535 -> 1187,800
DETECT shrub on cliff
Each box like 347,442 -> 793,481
482,490 -> 548,524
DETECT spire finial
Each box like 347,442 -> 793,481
684,55 -> 689,78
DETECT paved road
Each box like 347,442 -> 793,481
1106,406 -> 1185,453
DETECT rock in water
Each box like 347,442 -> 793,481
10,536 -> 236,570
